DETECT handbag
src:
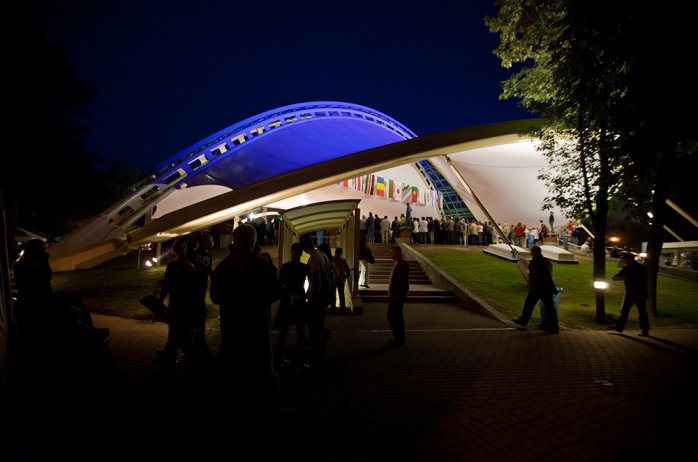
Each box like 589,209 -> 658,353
139,279 -> 167,318
139,294 -> 167,318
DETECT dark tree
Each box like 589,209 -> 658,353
1,22 -> 98,251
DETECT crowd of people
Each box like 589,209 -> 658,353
9,210 -> 649,442
358,212 -> 582,248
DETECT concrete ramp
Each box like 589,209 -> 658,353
483,244 -> 528,261
483,243 -> 577,263
539,244 -> 577,263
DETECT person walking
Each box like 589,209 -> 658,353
609,252 -> 650,336
332,247 -> 351,314
511,245 -> 559,333
387,245 -> 410,346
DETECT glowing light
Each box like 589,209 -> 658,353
151,257 -> 158,263
594,281 -> 608,290
647,211 -> 654,219
145,260 -> 153,268
609,237 -> 620,243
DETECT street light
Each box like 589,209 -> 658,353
594,280 -> 608,290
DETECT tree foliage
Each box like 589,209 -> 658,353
1,22 -> 144,254
485,0 -> 697,320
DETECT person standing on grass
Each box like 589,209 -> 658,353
609,252 -> 650,336
387,245 -> 410,346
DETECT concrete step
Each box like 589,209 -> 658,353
357,283 -> 460,304
356,244 -> 460,305
360,294 -> 460,303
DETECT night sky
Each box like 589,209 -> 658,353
11,0 -> 531,172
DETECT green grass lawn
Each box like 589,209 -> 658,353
415,246 -> 698,330
51,245 -> 698,331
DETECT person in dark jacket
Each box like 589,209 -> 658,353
275,242 -> 308,365
13,239 -> 54,353
609,252 -> 650,336
156,240 -> 198,369
210,224 -> 281,415
511,245 -> 559,333
188,233 -> 214,358
299,234 -> 334,363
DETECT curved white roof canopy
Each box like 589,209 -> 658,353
48,100 -> 558,271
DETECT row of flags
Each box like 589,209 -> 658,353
338,174 -> 443,209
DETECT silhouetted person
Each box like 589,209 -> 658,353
610,252 -> 650,336
332,247 -> 351,314
387,246 -> 410,346
275,242 -> 308,365
318,242 -> 334,264
259,251 -> 278,327
13,239 -> 115,416
13,239 -> 53,356
299,234 -> 334,364
210,224 -> 282,416
512,245 -> 560,333
358,234 -> 374,288
188,233 -> 214,359
156,240 -> 198,370
13,239 -> 109,356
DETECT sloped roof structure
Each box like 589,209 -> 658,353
48,101 -> 554,271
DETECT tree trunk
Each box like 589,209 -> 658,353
645,178 -> 669,318
592,213 -> 607,324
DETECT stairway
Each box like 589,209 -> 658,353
358,243 -> 459,304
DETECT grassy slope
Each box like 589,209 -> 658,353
416,246 -> 698,330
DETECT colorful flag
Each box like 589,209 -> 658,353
401,184 -> 411,204
388,179 -> 394,199
376,176 -> 385,197
411,186 -> 418,203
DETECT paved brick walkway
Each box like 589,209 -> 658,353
8,301 -> 698,462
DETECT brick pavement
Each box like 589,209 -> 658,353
9,301 -> 698,462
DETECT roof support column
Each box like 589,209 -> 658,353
445,155 -> 518,258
